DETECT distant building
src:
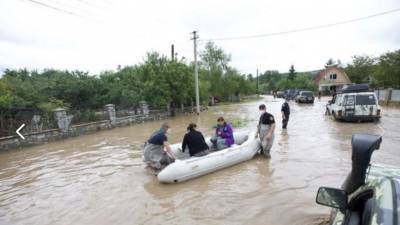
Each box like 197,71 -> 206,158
314,64 -> 352,92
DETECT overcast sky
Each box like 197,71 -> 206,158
0,0 -> 399,75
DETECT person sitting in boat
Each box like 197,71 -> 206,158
211,117 -> 234,150
181,123 -> 210,157
143,122 -> 175,170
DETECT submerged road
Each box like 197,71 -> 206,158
0,96 -> 399,225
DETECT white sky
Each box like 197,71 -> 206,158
0,0 -> 399,75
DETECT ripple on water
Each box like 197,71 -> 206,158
0,96 -> 399,225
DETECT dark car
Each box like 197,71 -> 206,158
295,91 -> 314,103
284,89 -> 298,100
276,91 -> 285,98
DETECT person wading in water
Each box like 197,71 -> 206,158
281,98 -> 290,129
255,104 -> 275,158
143,122 -> 175,170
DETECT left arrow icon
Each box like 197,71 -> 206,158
16,124 -> 25,140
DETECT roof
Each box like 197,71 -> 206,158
313,65 -> 351,85
314,70 -> 326,85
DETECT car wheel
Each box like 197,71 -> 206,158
332,112 -> 338,121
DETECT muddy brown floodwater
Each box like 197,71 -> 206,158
1,96 -> 399,225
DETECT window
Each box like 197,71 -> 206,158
344,95 -> 355,106
330,74 -> 337,80
356,95 -> 376,105
301,92 -> 313,97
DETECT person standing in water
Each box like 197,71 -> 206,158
281,98 -> 290,129
256,104 -> 275,158
143,122 -> 175,170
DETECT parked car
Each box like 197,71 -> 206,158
284,89 -> 299,100
326,84 -> 381,122
295,91 -> 315,103
276,91 -> 285,98
315,133 -> 399,225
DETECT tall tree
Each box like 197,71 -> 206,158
288,65 -> 296,81
200,41 -> 232,100
373,50 -> 400,88
345,55 -> 375,84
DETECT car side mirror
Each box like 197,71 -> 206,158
316,187 -> 348,210
328,100 -> 332,104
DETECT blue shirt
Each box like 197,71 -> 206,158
148,131 -> 167,145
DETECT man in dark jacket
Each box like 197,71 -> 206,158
143,122 -> 175,170
281,98 -> 290,129
256,104 -> 275,158
182,123 -> 210,157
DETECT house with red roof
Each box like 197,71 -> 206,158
314,64 -> 352,92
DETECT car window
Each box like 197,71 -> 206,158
344,95 -> 355,106
356,95 -> 376,105
301,92 -> 313,97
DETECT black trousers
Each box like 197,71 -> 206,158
282,116 -> 289,129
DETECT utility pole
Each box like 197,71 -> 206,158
191,31 -> 200,115
256,68 -> 259,94
171,44 -> 175,61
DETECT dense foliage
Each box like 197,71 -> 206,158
0,43 -> 256,116
258,69 -> 317,93
257,49 -> 400,93
345,50 -> 400,88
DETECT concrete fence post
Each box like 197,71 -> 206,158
53,108 -> 73,133
31,114 -> 42,132
166,102 -> 171,116
104,104 -> 116,125
139,101 -> 149,116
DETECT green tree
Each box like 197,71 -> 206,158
288,65 -> 296,81
345,55 -> 375,84
200,41 -> 232,99
373,50 -> 400,88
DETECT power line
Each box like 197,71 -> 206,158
43,0 -> 104,19
207,8 -> 400,41
22,0 -> 87,18
72,0 -> 107,10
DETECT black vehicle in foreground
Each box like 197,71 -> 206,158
315,133 -> 400,225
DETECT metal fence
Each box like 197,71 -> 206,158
375,90 -> 386,101
392,89 -> 400,101
0,110 -> 56,137
374,89 -> 400,103
1,108 -> 155,138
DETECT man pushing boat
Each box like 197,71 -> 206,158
143,122 -> 175,170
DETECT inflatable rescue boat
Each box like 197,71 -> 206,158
157,131 -> 261,183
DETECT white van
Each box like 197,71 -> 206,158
326,85 -> 381,122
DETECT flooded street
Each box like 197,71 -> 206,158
1,96 -> 399,225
